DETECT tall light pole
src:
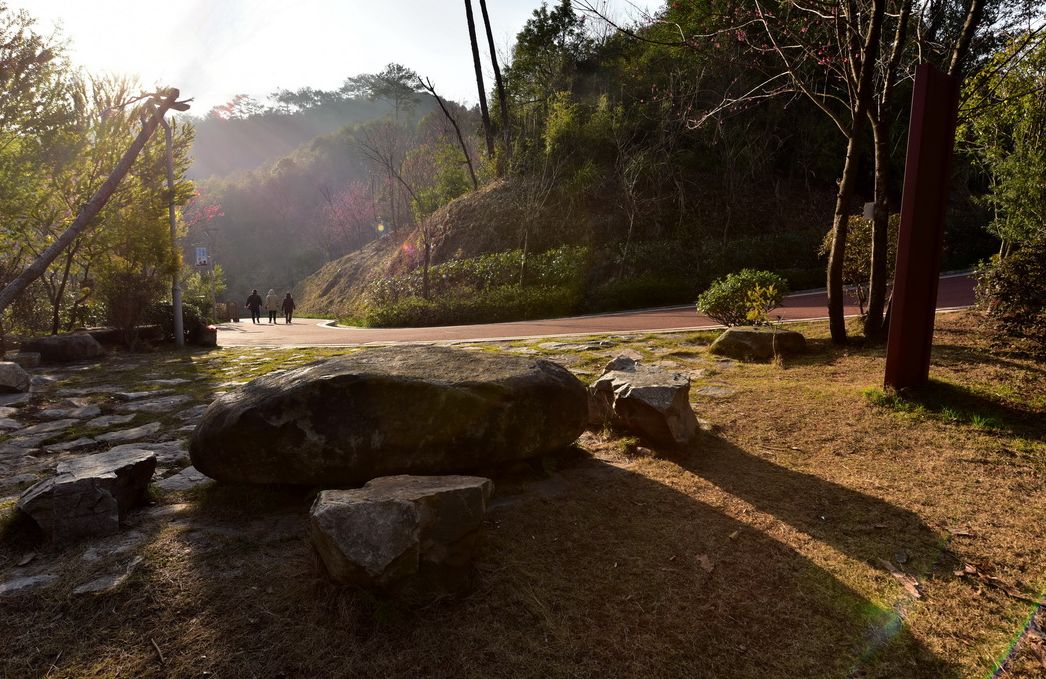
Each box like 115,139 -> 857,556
160,115 -> 184,347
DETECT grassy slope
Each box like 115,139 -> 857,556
2,310 -> 1043,678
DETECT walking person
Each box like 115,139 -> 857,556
245,289 -> 263,324
265,289 -> 279,324
282,292 -> 296,324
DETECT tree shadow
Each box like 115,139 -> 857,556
892,378 -> 1043,440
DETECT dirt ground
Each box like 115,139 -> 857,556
0,310 -> 1043,678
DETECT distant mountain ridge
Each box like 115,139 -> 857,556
185,97 -> 395,179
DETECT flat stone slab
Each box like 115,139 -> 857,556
111,440 -> 187,466
73,556 -> 143,596
0,417 -> 21,431
310,475 -> 493,587
113,390 -> 171,402
18,418 -> 80,437
190,346 -> 588,486
114,394 -> 192,414
17,449 -> 156,544
175,405 -> 209,422
46,437 -> 99,453
154,466 -> 211,493
86,414 -> 136,429
38,404 -> 101,420
0,574 -> 59,596
0,392 -> 31,407
95,422 -> 162,444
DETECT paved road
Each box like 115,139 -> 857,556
218,273 -> 975,347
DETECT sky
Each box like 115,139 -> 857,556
13,0 -> 663,115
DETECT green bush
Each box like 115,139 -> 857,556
144,300 -> 208,343
976,235 -> 1046,356
696,269 -> 789,326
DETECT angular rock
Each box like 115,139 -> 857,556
95,421 -> 162,443
17,449 -> 156,544
0,361 -> 31,393
20,332 -> 105,363
708,327 -> 807,361
190,346 -> 588,486
589,357 -> 698,447
309,475 -> 493,587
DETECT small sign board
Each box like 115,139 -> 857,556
195,247 -> 209,267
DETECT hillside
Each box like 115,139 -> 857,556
295,176 -> 837,323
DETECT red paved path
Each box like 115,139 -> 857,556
218,273 -> 974,347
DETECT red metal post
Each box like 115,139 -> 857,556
884,64 -> 960,391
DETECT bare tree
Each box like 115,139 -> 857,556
418,76 -> 479,189
464,0 -> 496,157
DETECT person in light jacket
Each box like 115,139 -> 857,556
264,289 -> 279,324
282,292 -> 296,324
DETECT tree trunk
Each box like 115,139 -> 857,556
826,131 -> 864,344
478,0 -> 510,156
464,0 -> 495,157
50,246 -> 77,335
864,117 -> 890,341
422,239 -> 431,300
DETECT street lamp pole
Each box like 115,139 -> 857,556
160,116 -> 184,348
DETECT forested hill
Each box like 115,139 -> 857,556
187,97 -> 399,178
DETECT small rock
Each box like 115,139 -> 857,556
95,422 -> 162,444
73,556 -> 143,595
17,449 -> 156,544
310,475 -> 493,588
0,417 -> 21,431
0,574 -> 59,597
694,384 -> 736,398
30,374 -> 59,389
0,362 -> 32,393
0,406 -> 18,418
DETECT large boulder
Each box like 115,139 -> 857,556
17,449 -> 156,545
309,475 -> 493,587
189,346 -> 588,485
20,332 -> 105,363
708,327 -> 806,361
0,361 -> 31,393
589,356 -> 698,447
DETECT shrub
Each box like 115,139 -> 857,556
587,275 -> 694,312
96,270 -> 167,348
363,284 -> 581,328
144,299 -> 207,343
976,235 -> 1046,356
696,269 -> 788,326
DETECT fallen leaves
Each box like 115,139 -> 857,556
878,559 -> 922,599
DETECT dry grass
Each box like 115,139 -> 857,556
0,310 -> 1043,678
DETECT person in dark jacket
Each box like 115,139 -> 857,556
245,289 -> 263,324
282,293 -> 296,324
